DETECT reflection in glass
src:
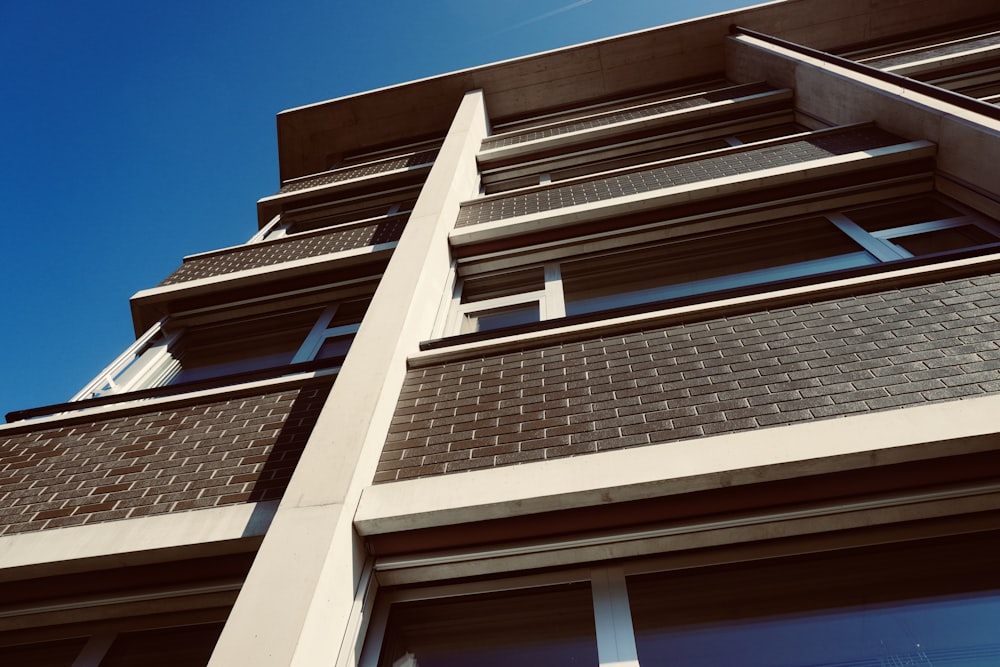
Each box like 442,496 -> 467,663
378,583 -> 598,667
462,303 -> 541,334
562,218 -> 873,316
628,537 -> 1000,667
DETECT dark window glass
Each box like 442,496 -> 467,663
169,308 -> 324,384
0,637 -> 87,666
562,218 -> 870,316
377,583 -> 598,667
100,623 -> 225,667
627,535 -> 1000,667
892,225 -> 999,256
463,303 -> 541,334
844,197 -> 962,232
461,268 -> 545,304
316,334 -> 353,362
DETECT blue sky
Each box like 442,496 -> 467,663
0,0 -> 755,415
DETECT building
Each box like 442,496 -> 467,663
3,0 -> 1000,664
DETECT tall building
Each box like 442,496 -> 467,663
3,0 -> 1000,664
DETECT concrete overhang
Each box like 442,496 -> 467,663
273,0 -> 996,181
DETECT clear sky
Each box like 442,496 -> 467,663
0,0 -> 757,416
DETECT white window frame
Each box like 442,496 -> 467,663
76,303 -> 364,401
445,199 -> 1000,338
357,564 -> 638,667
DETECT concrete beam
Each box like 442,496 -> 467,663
207,90 -> 489,667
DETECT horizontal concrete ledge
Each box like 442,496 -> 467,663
449,140 -> 935,247
0,501 -> 278,582
354,394 -> 1000,535
129,244 -> 394,335
477,88 -> 793,164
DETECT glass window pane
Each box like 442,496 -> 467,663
562,218 -> 870,316
462,303 -> 540,334
377,583 -> 598,667
316,334 -> 353,362
891,225 -> 999,256
168,308 -> 324,384
101,623 -> 225,667
328,297 -> 370,328
628,535 -> 1000,667
844,197 -> 962,232
0,637 -> 87,666
461,268 -> 545,304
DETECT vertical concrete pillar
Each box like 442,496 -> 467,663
208,89 -> 488,667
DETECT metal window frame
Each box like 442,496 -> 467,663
446,195 -> 1000,337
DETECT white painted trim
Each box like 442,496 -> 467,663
591,568 -> 639,667
355,393 -> 1000,535
0,501 -> 277,577
450,141 -> 936,247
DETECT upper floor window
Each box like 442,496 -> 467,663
442,195 -> 1000,337
76,297 -> 370,400
254,192 -> 419,243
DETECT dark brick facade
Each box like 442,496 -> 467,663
0,379 -> 332,535
481,83 -> 772,150
376,273 -> 1000,482
458,128 -> 901,227
277,149 -> 438,194
159,218 -> 405,286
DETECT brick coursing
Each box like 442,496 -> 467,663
481,83 -> 772,149
159,219 -> 405,286
376,273 -> 1000,482
0,380 -> 332,535
277,149 -> 438,194
458,128 -> 900,227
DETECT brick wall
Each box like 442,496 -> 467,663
458,128 -> 900,227
277,149 -> 438,194
376,273 -> 1000,482
0,379 -> 332,535
159,218 -> 405,286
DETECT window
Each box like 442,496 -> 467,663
375,584 -> 598,667
254,198 -> 417,243
444,196 -> 1000,337
76,298 -> 370,400
362,533 -> 1000,667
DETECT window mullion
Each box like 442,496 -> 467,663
828,213 -> 908,261
591,567 -> 640,667
70,633 -> 116,667
291,305 -> 340,363
544,263 -> 566,319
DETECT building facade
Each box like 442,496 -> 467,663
3,1 -> 1000,665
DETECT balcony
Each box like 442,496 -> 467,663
159,212 -> 407,286
0,375 -> 333,536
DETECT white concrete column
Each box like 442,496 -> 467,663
208,89 -> 489,667
726,33 -> 1000,209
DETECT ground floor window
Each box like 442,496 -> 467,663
363,532 -> 1000,667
